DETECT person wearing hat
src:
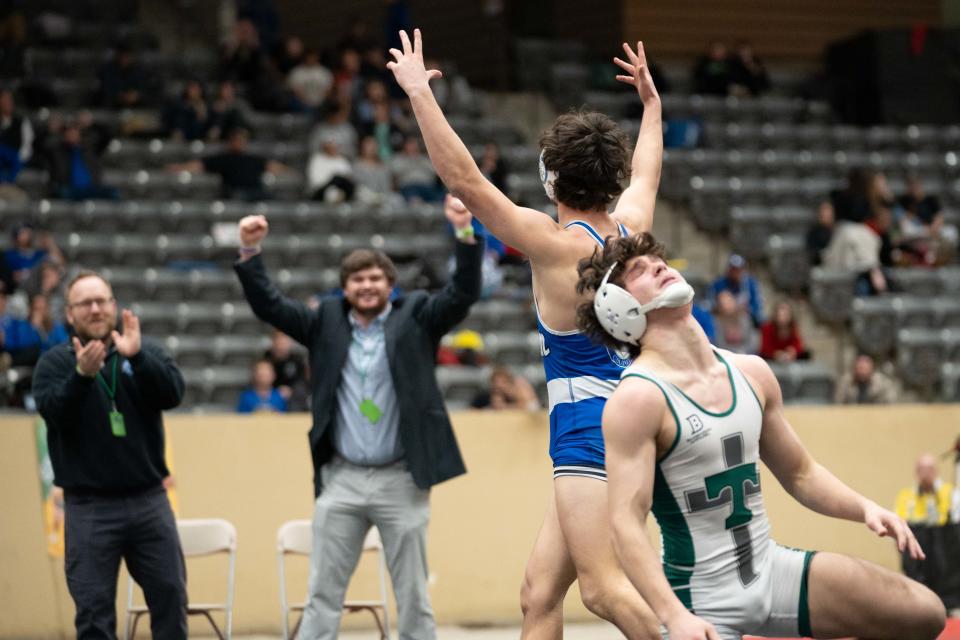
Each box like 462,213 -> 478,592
708,253 -> 764,327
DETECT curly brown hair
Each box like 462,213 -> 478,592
539,110 -> 629,212
575,233 -> 667,358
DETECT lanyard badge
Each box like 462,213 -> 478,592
96,355 -> 126,437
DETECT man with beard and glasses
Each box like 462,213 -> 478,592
32,270 -> 187,639
234,193 -> 482,639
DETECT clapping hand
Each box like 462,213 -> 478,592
73,337 -> 106,377
111,309 -> 141,358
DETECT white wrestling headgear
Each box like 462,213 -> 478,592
593,262 -> 695,345
538,149 -> 558,202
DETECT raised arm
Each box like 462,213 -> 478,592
604,378 -> 721,640
233,215 -> 317,344
741,354 -> 925,560
611,41 -> 662,234
387,29 -> 558,259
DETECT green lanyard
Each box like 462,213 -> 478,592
96,355 -> 127,437
352,330 -> 384,424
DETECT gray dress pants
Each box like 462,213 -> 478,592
297,457 -> 435,640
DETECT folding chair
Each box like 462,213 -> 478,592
277,520 -> 391,640
125,518 -> 237,640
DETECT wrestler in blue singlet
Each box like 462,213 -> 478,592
537,220 -> 630,480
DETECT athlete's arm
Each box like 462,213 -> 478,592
604,378 -> 721,640
387,29 -> 560,259
610,41 -> 662,235
741,355 -> 925,560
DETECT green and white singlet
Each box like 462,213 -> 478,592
622,351 -> 816,640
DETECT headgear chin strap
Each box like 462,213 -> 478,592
593,262 -> 695,345
538,150 -> 558,202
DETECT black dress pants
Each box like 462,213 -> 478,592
64,487 -> 187,640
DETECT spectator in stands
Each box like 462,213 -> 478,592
97,42 -> 147,109
273,35 -> 305,76
831,168 -> 874,224
167,127 -> 290,201
896,453 -> 954,526
220,18 -> 266,92
5,293 -> 69,366
306,139 -> 354,202
760,301 -> 808,362
207,81 -> 251,141
263,328 -> 309,411
898,176 -> 958,266
806,200 -> 835,266
162,80 -> 210,141
0,3 -> 26,78
353,136 -> 392,202
391,136 -> 442,203
236,358 -> 287,413
835,354 -> 898,404
708,253 -> 764,326
865,204 -> 898,269
479,142 -> 508,193
46,118 -> 119,201
426,57 -> 473,115
822,209 -> 890,296
358,101 -> 403,159
309,99 -> 358,160
711,289 -> 758,355
3,223 -> 63,288
0,87 -> 32,201
728,40 -> 769,96
449,328 -> 487,367
23,260 -> 66,322
287,48 -> 333,111
471,366 -> 541,411
354,79 -> 393,131
333,47 -> 363,103
692,40 -> 732,96
0,281 -> 18,356
233,194 -> 482,639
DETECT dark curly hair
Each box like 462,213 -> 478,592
575,233 -> 667,358
539,110 -> 629,212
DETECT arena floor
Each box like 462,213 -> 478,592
239,622 -> 622,639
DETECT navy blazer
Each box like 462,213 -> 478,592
235,239 -> 483,497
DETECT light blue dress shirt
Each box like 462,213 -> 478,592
331,304 -> 404,466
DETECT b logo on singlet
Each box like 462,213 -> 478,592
539,333 -> 551,357
685,414 -> 710,444
606,345 -> 632,368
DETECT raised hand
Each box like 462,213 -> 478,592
238,214 -> 269,248
73,336 -> 107,377
443,194 -> 473,230
386,29 -> 443,96
614,41 -> 660,106
111,309 -> 141,358
864,501 -> 925,560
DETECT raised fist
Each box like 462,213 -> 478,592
238,214 -> 269,248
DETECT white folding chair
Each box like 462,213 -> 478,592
125,518 -> 237,640
277,520 -> 391,640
